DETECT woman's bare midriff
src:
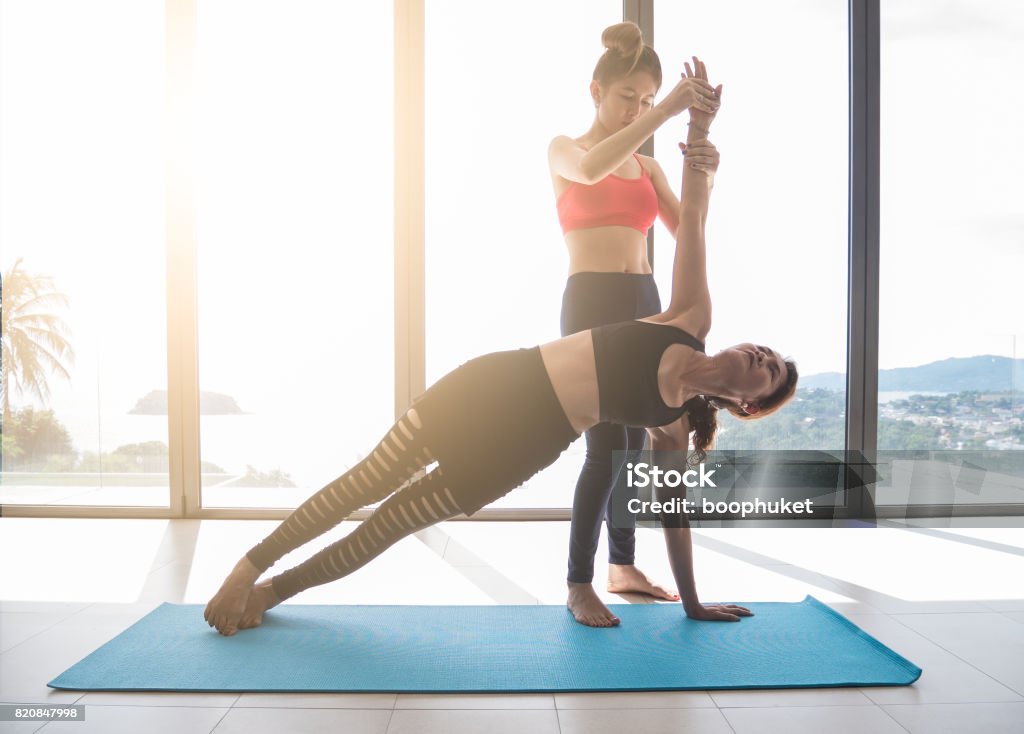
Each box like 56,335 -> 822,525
565,227 -> 651,275
539,331 -> 600,435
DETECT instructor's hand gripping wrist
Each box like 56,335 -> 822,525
680,139 -> 720,178
684,56 -> 722,134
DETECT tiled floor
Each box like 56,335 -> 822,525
1,517 -> 1023,733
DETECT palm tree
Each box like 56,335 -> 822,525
1,259 -> 75,430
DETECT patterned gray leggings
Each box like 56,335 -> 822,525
244,409 -> 460,602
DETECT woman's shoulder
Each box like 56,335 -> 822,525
548,136 -> 588,177
549,134 -> 586,153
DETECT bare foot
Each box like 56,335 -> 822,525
606,564 -> 679,601
238,580 -> 282,630
204,557 -> 261,636
567,582 -> 620,627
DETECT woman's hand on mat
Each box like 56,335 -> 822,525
685,57 -> 722,131
656,59 -> 719,119
680,139 -> 720,177
685,603 -> 753,622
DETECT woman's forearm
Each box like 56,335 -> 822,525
663,523 -> 701,611
578,108 -> 671,182
664,125 -> 714,315
680,123 -> 712,216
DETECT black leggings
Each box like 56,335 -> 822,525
245,347 -> 579,602
560,272 -> 662,584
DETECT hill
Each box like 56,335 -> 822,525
800,355 -> 1024,392
129,390 -> 244,415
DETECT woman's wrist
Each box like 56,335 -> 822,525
652,101 -> 680,122
686,121 -> 711,143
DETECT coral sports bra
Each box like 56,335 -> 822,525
556,153 -> 659,235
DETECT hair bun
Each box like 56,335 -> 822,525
592,20 -> 661,89
601,21 -> 644,57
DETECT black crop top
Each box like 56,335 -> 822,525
590,320 -> 705,428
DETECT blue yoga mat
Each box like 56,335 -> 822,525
49,595 -> 920,692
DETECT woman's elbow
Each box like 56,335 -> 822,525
575,160 -> 603,185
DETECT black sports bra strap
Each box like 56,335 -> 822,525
650,321 -> 705,353
674,327 -> 705,353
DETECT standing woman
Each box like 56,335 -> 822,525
548,21 -> 721,627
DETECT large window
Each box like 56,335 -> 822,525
424,0 -> 620,508
196,1 -> 394,508
877,0 -> 1024,508
654,0 -> 850,453
5,2 -> 1020,519
1,1 -> 167,507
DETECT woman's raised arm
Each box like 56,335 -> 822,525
662,58 -> 721,333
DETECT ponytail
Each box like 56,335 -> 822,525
685,397 -> 719,468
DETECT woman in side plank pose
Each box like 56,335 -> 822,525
204,58 -> 797,636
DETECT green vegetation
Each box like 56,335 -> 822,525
2,406 -> 228,476
716,388 -> 852,450
1,259 -> 75,430
715,388 -> 1022,452
1,407 -> 74,471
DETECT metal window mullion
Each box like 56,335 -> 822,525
166,0 -> 202,517
846,0 -> 880,517
394,0 -> 425,420
624,0 -> 656,266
